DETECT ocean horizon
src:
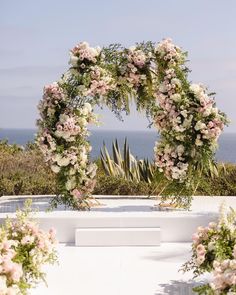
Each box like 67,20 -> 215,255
0,128 -> 235,163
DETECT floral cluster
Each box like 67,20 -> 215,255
54,102 -> 95,142
154,142 -> 188,181
123,46 -> 148,89
0,236 -> 23,295
153,38 -> 227,182
210,256 -> 236,294
87,66 -> 115,97
190,84 -> 225,145
182,204 -> 236,294
69,41 -> 101,66
0,201 -> 57,294
38,82 -> 67,119
37,81 -> 98,209
155,38 -> 184,64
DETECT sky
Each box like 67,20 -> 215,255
0,0 -> 236,132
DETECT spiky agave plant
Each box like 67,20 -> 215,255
100,138 -> 155,183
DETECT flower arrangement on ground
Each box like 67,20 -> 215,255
0,200 -> 58,294
182,203 -> 236,294
37,39 -> 228,210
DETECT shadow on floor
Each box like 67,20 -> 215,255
91,205 -> 154,212
155,280 -> 204,295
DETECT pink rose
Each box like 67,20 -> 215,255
10,263 -> 23,282
197,226 -> 205,233
196,255 -> 205,266
72,189 -> 82,199
192,233 -> 199,244
196,244 -> 206,256
208,222 -> 217,229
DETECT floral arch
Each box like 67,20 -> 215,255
37,39 -> 228,210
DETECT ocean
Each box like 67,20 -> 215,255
0,129 -> 235,163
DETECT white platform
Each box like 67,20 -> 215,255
31,243 -> 208,295
0,196 -> 236,244
75,227 -> 161,246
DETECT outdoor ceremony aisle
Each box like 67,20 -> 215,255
31,242 -> 203,295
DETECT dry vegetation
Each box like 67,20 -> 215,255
0,140 -> 236,197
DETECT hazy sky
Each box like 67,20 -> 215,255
0,0 -> 236,132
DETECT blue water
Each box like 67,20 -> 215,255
0,128 -> 235,163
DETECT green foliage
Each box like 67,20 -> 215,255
197,163 -> 236,196
0,140 -> 56,196
94,175 -> 154,196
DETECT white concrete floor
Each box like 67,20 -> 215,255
31,243 -> 207,295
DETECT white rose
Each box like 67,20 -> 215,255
194,121 -> 206,131
81,102 -> 92,115
211,107 -> 218,115
0,275 -> 7,294
170,93 -> 181,102
55,130 -> 62,138
66,177 -> 76,190
229,260 -> 236,270
51,165 -> 61,173
171,78 -> 181,87
209,283 -> 216,290
159,83 -> 167,93
77,85 -> 87,94
180,110 -> 188,118
80,151 -> 87,165
203,108 -> 212,117
208,242 -> 215,251
57,157 -> 70,167
60,113 -> 69,123
80,118 -> 87,126
174,125 -> 185,132
95,46 -> 101,54
195,138 -> 203,146
84,102 -> 92,112
69,168 -> 76,175
176,145 -> 185,155
69,53 -> 79,67
129,46 -> 136,51
189,83 -> 201,94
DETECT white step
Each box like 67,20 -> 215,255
75,227 -> 161,246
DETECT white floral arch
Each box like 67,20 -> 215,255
37,39 -> 227,210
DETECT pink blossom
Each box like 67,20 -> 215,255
10,263 -> 23,282
196,244 -> 206,256
208,222 -> 217,229
71,189 -> 82,199
49,228 -> 57,241
192,233 -> 199,244
196,255 -> 205,266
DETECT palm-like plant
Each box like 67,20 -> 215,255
100,138 -> 155,183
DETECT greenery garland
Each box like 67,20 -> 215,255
37,39 -> 228,210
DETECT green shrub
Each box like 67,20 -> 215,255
0,141 -> 56,196
94,175 -> 154,196
197,163 -> 236,196
0,140 -> 236,197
